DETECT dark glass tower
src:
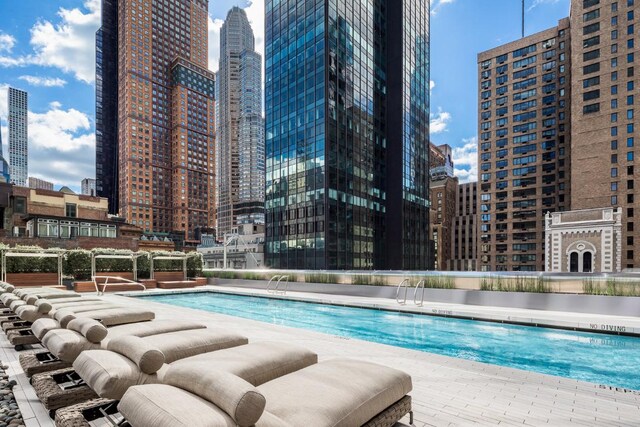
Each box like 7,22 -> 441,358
95,0 -> 118,214
265,0 -> 431,270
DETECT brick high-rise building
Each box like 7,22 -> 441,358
8,87 -> 28,187
477,19 -> 571,272
450,182 -> 478,271
429,144 -> 457,270
569,0 -> 640,269
98,0 -> 216,246
28,177 -> 54,191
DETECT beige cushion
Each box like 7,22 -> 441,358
162,341 -> 318,386
74,308 -> 155,326
137,329 -> 247,363
8,299 -> 26,311
256,359 -> 412,427
100,320 -> 205,346
1,294 -> 19,305
119,385 -> 237,427
4,285 -> 14,292
15,305 -> 43,322
53,309 -> 76,328
34,299 -> 53,314
32,318 -> 60,340
25,295 -> 40,305
164,367 -> 265,427
43,328 -> 99,362
107,336 -> 165,374
67,318 -> 108,344
74,350 -> 161,399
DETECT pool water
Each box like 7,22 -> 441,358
138,291 -> 640,390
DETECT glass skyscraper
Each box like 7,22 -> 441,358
265,0 -> 431,270
216,7 -> 265,236
8,87 -> 28,187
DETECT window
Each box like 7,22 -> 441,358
612,154 -> 619,163
65,203 -> 77,218
512,44 -> 536,58
583,89 -> 600,101
583,103 -> 600,113
13,197 -> 26,214
583,23 -> 600,35
612,167 -> 619,177
583,76 -> 600,88
583,62 -> 600,74
584,0 -> 600,7
583,49 -> 600,61
583,35 -> 600,48
584,8 -> 601,21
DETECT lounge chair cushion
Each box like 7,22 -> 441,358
164,367 -> 265,427
162,341 -> 318,386
53,309 -> 76,328
108,336 -> 165,374
119,384 -> 238,427
73,307 -> 155,326
8,299 -> 26,311
3,284 -> 14,293
100,320 -> 206,345
77,329 -> 248,399
256,359 -> 412,427
67,318 -> 108,344
0,294 -> 19,305
74,350 -> 161,399
132,329 -> 248,364
43,329 -> 100,362
14,305 -> 43,322
32,318 -> 60,340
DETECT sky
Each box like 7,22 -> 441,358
0,0 -> 571,192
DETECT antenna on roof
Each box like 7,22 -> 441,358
522,0 -> 525,38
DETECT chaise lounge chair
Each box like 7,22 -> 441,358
55,340 -> 319,426
59,358 -> 412,427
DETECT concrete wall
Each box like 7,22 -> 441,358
214,278 -> 640,317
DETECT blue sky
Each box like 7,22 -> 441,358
0,0 -> 571,191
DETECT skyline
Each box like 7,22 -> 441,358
0,0 -> 571,192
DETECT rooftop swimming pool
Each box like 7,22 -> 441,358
137,291 -> 640,391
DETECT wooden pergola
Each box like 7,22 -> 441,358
150,253 -> 187,280
90,251 -> 147,281
1,249 -> 65,286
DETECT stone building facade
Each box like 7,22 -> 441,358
449,182 -> 478,271
545,207 -> 622,273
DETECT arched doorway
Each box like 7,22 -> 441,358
583,252 -> 593,273
570,252 -> 579,272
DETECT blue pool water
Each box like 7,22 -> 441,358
138,291 -> 640,390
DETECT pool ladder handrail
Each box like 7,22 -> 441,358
267,275 -> 290,295
396,279 -> 410,305
413,279 -> 425,307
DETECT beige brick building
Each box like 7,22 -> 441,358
449,182 -> 478,271
545,207 -> 622,273
569,0 -> 640,269
477,19 -> 572,272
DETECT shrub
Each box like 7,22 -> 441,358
351,274 -> 388,286
305,273 -> 335,284
422,276 -> 455,289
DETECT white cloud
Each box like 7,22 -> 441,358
0,84 -> 8,119
29,102 -> 94,152
0,1 -> 101,83
18,75 -> 67,87
452,137 -> 478,183
29,0 -> 101,83
207,16 -> 225,72
527,0 -> 561,11
430,108 -> 451,134
431,0 -> 455,15
0,33 -> 16,53
430,80 -> 436,91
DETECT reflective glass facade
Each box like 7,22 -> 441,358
95,0 -> 119,213
265,0 -> 431,270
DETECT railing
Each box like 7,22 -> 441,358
413,280 -> 426,306
93,276 -> 146,296
267,275 -> 290,295
396,279 -> 409,305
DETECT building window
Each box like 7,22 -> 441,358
583,252 -> 593,273
570,252 -> 579,272
65,203 -> 77,218
13,197 -> 26,214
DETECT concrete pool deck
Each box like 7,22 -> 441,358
2,287 -> 640,426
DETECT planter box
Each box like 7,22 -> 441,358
73,281 -> 96,293
194,277 -> 207,286
154,272 -> 185,282
6,272 -> 59,287
140,279 -> 157,289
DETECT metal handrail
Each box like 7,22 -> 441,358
396,279 -> 409,305
413,279 -> 425,306
266,275 -> 281,293
93,276 -> 146,296
275,275 -> 290,294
